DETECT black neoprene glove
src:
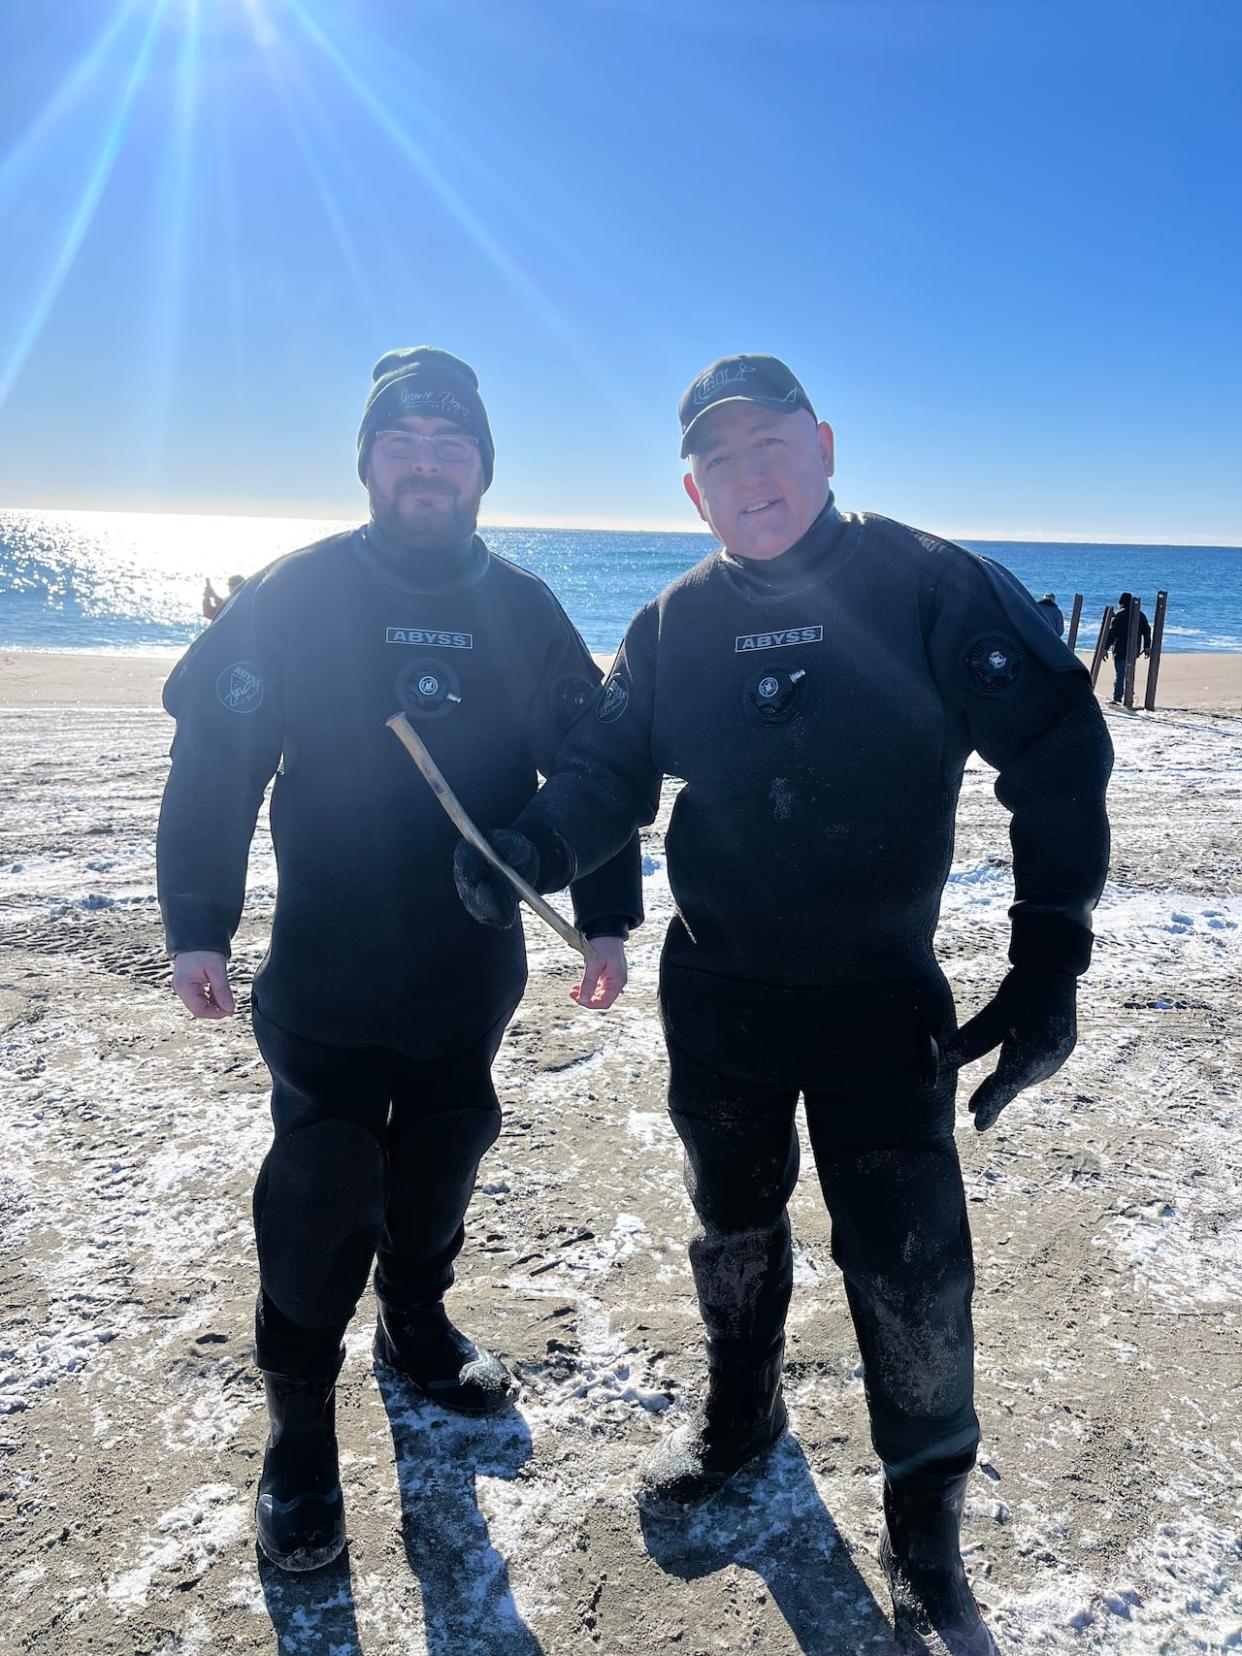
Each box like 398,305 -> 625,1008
939,966 -> 1078,1132
453,825 -> 576,930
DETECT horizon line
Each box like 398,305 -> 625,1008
1,499 -> 1240,549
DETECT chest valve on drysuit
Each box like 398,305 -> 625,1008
396,658 -> 463,720
744,664 -> 807,725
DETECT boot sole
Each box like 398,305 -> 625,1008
372,1326 -> 518,1417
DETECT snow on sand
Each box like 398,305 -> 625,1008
1,685 -> 1240,1654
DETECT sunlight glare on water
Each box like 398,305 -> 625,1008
0,507 -> 350,653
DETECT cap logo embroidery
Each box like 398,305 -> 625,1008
693,361 -> 755,405
398,387 -> 472,423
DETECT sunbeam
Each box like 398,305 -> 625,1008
258,40 -> 389,340
206,65 -> 247,410
139,0 -> 202,477
282,0 -> 625,393
0,0 -> 171,414
0,0 -> 142,217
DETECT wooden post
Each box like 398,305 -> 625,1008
1089,606 -> 1114,688
1123,596 -> 1142,708
1144,591 -> 1169,712
1067,593 -> 1084,651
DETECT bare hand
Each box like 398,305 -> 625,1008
172,950 -> 236,1019
570,936 -> 628,1012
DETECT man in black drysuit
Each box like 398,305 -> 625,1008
157,347 -> 640,1572
455,355 -> 1113,1655
1105,591 -> 1152,703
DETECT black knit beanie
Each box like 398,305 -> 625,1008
357,347 -> 495,487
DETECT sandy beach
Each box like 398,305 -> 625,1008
2,651 -> 1240,1654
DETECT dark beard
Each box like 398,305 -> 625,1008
369,485 -> 479,553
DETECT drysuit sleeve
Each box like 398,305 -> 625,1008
517,601 -> 663,883
157,578 -> 284,957
525,609 -> 644,937
927,558 -> 1113,975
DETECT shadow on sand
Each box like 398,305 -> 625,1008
377,1364 -> 544,1656
259,1543 -> 364,1655
639,1435 -> 896,1654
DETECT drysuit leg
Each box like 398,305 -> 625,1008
666,1035 -> 800,1358
251,1011 -> 389,1373
805,1069 -> 979,1479
372,1020 -> 506,1313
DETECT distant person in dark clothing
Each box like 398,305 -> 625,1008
1037,592 -> 1065,636
202,574 -> 244,622
1105,592 -> 1152,703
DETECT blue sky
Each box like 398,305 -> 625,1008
0,0 -> 1238,541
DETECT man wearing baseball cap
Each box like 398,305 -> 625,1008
456,353 -> 1113,1652
157,347 -> 640,1571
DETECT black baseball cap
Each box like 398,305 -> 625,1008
679,353 -> 817,457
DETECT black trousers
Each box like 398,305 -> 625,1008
661,965 -> 979,1481
250,1007 -> 505,1375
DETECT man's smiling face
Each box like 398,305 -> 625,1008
684,402 -> 835,560
365,413 -> 486,549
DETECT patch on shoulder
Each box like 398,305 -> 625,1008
554,675 -> 598,727
964,633 -> 1024,697
596,674 -> 630,724
216,661 -> 264,713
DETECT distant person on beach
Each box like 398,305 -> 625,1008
1037,591 -> 1065,636
457,353 -> 1113,1654
1105,591 -> 1152,703
157,347 -> 639,1572
201,574 -> 244,621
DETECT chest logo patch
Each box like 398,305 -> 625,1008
596,674 -> 631,724
386,627 -> 473,649
964,632 -> 1025,696
216,661 -> 263,714
735,624 -> 823,653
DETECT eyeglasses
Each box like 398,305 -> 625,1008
374,429 -> 479,465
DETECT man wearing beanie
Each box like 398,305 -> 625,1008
156,347 -> 640,1571
456,353 -> 1113,1654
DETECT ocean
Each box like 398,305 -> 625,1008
2,505 -> 1240,657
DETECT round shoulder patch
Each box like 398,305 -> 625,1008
596,674 -> 630,724
216,661 -> 264,713
553,674 -> 598,728
963,633 -> 1024,697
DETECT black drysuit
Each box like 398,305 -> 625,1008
157,528 -> 641,1369
515,498 -> 1113,1477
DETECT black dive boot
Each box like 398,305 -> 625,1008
880,1470 -> 999,1655
255,1347 -> 347,1572
638,1338 -> 788,1517
373,1301 -> 516,1416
